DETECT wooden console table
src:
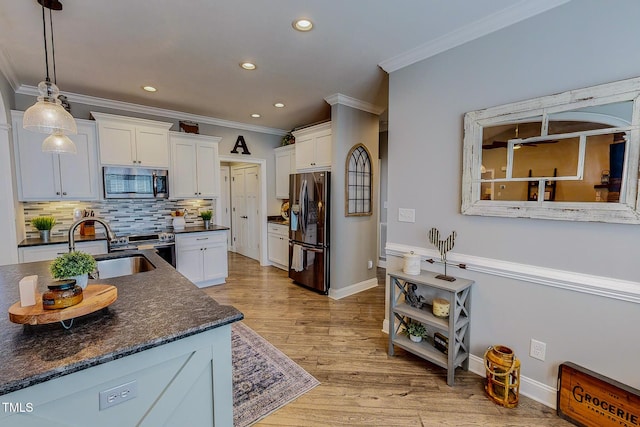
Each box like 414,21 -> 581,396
388,270 -> 473,386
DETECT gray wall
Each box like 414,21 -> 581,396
330,104 -> 379,290
388,0 -> 640,389
14,94 -> 284,216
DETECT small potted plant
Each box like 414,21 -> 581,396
281,132 -> 295,146
50,251 -> 97,289
200,210 -> 213,229
31,216 -> 56,242
405,321 -> 427,343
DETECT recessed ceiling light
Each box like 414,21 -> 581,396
293,18 -> 313,32
240,62 -> 257,70
274,102 -> 285,108
251,113 -> 261,118
142,85 -> 157,92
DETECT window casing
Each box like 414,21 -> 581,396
345,143 -> 373,216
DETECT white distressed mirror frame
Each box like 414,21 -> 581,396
461,77 -> 640,224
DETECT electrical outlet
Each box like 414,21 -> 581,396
367,260 -> 373,269
99,380 -> 138,410
530,339 -> 546,361
398,208 -> 415,223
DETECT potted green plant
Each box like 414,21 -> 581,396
200,210 -> 213,229
31,216 -> 56,241
281,132 -> 295,146
50,251 -> 96,289
405,321 -> 427,343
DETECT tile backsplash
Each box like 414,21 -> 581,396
23,199 -> 216,238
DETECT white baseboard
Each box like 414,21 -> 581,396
382,325 -> 558,408
468,355 -> 557,409
329,278 -> 378,300
382,319 -> 389,334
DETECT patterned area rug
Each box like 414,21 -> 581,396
232,322 -> 320,427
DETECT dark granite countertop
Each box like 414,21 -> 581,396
0,250 -> 243,396
267,215 -> 289,225
18,233 -> 108,248
172,225 -> 229,234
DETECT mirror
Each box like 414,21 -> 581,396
462,78 -> 640,223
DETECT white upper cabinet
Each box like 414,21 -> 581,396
12,110 -> 99,201
169,132 -> 221,199
274,145 -> 295,199
92,112 -> 172,168
293,122 -> 332,171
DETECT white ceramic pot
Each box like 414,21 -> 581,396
73,273 -> 89,290
409,335 -> 423,343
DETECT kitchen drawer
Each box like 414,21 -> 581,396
267,223 -> 288,237
176,231 -> 227,248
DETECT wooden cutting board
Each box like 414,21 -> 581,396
8,284 -> 117,325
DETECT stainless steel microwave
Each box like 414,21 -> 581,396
103,167 -> 169,199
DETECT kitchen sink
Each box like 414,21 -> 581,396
93,254 -> 156,279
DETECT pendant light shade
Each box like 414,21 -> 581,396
23,0 -> 78,154
23,81 -> 77,135
42,130 -> 77,154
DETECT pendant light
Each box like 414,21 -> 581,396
23,0 -> 77,154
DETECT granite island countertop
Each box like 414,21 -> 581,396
0,250 -> 243,396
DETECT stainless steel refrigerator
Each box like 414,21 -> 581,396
289,171 -> 330,294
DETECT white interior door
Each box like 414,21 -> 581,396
219,166 -> 232,250
231,164 -> 260,261
244,166 -> 259,260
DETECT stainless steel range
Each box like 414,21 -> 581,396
110,232 -> 176,267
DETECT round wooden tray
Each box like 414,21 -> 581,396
8,284 -> 117,326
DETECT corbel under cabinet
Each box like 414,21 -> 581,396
388,270 -> 473,386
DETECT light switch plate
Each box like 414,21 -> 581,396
398,208 -> 415,223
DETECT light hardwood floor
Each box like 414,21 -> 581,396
204,253 -> 571,426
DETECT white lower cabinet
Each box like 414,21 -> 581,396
176,231 -> 228,287
18,241 -> 108,263
267,223 -> 288,270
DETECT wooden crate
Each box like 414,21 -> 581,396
557,362 -> 640,426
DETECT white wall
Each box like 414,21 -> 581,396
329,104 -> 379,293
387,0 -> 640,398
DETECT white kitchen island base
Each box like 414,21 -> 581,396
0,324 -> 233,427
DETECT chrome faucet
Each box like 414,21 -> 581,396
68,217 -> 117,253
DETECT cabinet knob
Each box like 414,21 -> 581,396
56,192 -> 60,195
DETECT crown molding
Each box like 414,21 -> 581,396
0,48 -> 19,91
379,0 -> 571,73
15,85 -> 288,136
324,93 -> 385,115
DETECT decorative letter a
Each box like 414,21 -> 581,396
231,136 -> 251,155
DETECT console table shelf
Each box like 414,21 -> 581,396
388,270 -> 473,386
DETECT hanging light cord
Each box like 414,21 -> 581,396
49,7 -> 57,84
41,4 -> 50,84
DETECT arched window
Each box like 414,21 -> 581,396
345,143 -> 373,216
